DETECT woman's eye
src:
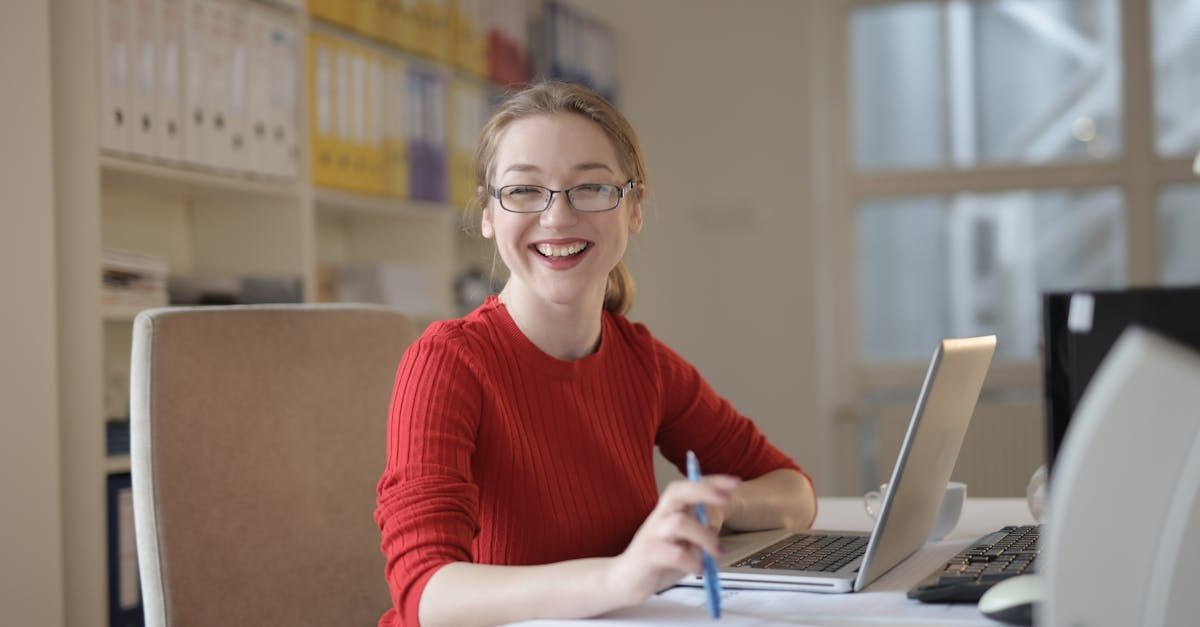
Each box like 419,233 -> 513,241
507,186 -> 542,197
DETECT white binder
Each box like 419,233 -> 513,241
202,0 -> 232,170
224,2 -> 248,173
99,0 -> 134,154
244,8 -> 271,176
155,0 -> 185,162
182,0 -> 208,167
268,19 -> 299,178
130,0 -> 158,157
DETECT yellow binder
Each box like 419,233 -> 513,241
362,48 -> 387,195
354,0 -> 382,41
308,0 -> 353,30
307,32 -> 340,188
452,0 -> 486,76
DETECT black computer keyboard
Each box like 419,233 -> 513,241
732,533 -> 869,573
908,525 -> 1040,603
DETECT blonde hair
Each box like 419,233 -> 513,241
469,82 -> 647,315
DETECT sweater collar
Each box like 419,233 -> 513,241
479,295 -> 611,379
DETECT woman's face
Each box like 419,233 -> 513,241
482,113 -> 642,310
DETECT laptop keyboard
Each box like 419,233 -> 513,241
908,524 -> 1040,603
731,533 -> 869,573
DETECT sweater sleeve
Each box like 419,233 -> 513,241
375,332 -> 482,627
653,338 -> 807,484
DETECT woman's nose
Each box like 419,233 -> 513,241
539,191 -> 578,226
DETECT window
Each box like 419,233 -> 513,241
858,188 -> 1125,360
830,0 -> 1199,497
843,0 -> 1199,370
1159,184 -> 1200,286
1152,0 -> 1200,158
851,0 -> 1122,170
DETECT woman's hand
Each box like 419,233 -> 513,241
604,475 -> 741,606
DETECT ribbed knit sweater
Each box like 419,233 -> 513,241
374,296 -> 804,626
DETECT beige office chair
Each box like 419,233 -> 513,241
130,305 -> 417,626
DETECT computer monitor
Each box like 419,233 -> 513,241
1041,286 -> 1200,473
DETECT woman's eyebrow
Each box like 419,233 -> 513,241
573,162 -> 615,173
501,163 -> 542,175
501,162 -> 616,176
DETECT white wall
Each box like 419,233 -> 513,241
0,1 -> 65,625
576,1 -> 836,488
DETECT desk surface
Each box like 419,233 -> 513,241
517,497 -> 1035,626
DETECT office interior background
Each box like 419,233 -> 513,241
3,0 -> 1198,625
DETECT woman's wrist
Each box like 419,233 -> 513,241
599,554 -> 646,609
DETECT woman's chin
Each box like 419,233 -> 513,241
531,280 -> 605,309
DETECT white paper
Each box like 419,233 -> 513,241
512,595 -> 790,626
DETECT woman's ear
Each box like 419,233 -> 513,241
628,186 -> 644,234
480,204 -> 494,239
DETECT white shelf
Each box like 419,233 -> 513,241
314,186 -> 454,218
105,455 -> 131,475
100,154 -> 303,200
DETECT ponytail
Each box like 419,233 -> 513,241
604,260 -> 636,315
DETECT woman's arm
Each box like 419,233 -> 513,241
715,468 -> 817,533
417,475 -> 740,627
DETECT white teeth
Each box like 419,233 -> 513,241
535,242 -> 588,257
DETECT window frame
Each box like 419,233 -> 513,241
819,0 -> 1199,405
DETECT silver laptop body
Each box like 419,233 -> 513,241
691,335 -> 996,594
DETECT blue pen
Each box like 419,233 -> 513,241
686,450 -> 722,619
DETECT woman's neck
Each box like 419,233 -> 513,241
499,283 -> 606,361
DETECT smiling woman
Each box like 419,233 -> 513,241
478,112 -> 642,352
373,82 -> 817,627
471,84 -> 649,319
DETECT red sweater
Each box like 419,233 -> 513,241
374,296 -> 805,626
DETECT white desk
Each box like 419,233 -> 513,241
519,497 -> 1035,626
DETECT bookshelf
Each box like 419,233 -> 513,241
50,1 -> 514,625
47,0 -> 613,623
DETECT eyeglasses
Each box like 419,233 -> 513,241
487,180 -> 636,214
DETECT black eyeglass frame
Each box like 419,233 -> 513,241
486,179 -> 637,214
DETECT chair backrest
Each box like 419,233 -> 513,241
130,305 -> 416,626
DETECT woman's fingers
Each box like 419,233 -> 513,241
656,476 -> 740,514
661,543 -> 702,576
610,474 -> 741,601
654,511 -> 723,557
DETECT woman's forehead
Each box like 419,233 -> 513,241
493,114 -> 622,177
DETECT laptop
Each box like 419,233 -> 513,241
686,335 -> 996,593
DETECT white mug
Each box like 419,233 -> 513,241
1026,464 -> 1047,522
863,481 -> 967,541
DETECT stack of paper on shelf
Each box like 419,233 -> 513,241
166,274 -> 304,305
102,248 -> 169,309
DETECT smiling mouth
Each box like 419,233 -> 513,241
533,241 -> 590,258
